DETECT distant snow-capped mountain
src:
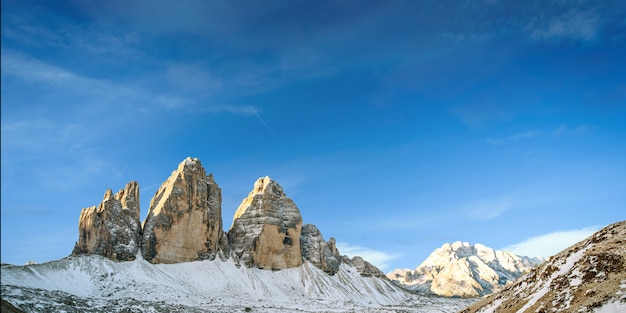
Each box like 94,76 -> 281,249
0,254 -> 477,313
0,157 -> 479,312
461,220 -> 626,313
387,241 -> 544,297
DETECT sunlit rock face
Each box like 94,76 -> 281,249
301,224 -> 342,275
141,157 -> 223,263
228,176 -> 303,270
72,181 -> 141,261
387,241 -> 544,297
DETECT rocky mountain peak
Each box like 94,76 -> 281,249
388,241 -> 543,297
228,176 -> 303,270
301,224 -> 342,275
141,157 -> 223,263
69,158 -> 387,278
72,181 -> 141,261
114,181 -> 140,221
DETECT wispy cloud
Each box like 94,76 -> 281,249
450,102 -> 516,129
552,124 -> 596,137
166,63 -> 223,94
502,226 -> 601,258
465,196 -> 514,220
484,124 -> 595,144
0,119 -> 121,191
336,242 -> 401,272
2,9 -> 148,61
526,9 -> 600,41
2,50 -> 260,116
484,130 -> 542,145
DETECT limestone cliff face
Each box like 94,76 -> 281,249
228,176 -> 303,270
141,157 -> 223,263
301,224 -> 342,275
72,181 -> 141,261
70,157 -> 389,278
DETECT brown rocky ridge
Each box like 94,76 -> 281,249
72,181 -> 141,261
461,220 -> 626,313
71,157 -> 386,277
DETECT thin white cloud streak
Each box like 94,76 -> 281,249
484,130 -> 542,145
552,124 -> 596,137
2,10 -> 148,61
253,111 -> 289,152
336,242 -> 401,272
465,196 -> 513,220
484,124 -> 595,144
502,226 -> 601,258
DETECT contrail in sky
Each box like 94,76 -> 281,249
253,111 -> 290,152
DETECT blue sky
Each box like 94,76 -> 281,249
2,0 -> 625,271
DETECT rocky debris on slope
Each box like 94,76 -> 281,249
301,224 -> 342,275
141,157 -> 224,263
72,181 -> 141,261
387,241 -> 543,297
343,256 -> 388,278
461,220 -> 626,313
228,176 -> 303,270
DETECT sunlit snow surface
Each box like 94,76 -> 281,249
1,255 -> 476,312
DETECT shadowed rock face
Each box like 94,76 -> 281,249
343,256 -> 388,279
228,176 -> 303,270
72,181 -> 141,261
141,158 -> 223,263
301,224 -> 342,275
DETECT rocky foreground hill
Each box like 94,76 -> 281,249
0,157 -> 478,312
387,242 -> 544,297
461,220 -> 626,313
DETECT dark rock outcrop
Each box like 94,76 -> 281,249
301,224 -> 342,275
343,256 -> 388,279
72,181 -> 141,261
141,157 -> 223,263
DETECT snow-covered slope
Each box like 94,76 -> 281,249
387,242 -> 543,297
1,254 -> 476,313
461,221 -> 626,313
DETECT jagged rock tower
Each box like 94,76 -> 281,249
72,181 -> 141,261
228,176 -> 303,270
141,157 -> 224,263
70,157 -> 391,279
300,224 -> 342,275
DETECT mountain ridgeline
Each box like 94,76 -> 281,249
387,242 -> 544,297
72,157 -> 370,274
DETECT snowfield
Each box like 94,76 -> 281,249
1,255 -> 476,312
